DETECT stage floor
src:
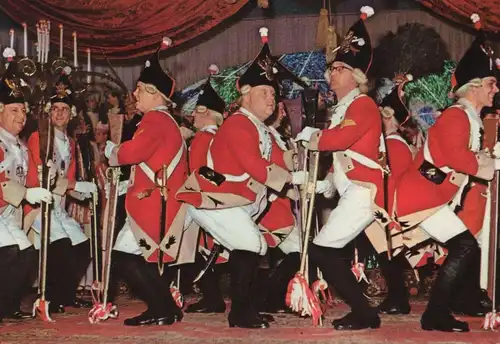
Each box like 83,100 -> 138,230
1,297 -> 499,344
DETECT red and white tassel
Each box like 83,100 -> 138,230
259,27 -> 269,44
470,13 -> 481,30
360,6 -> 375,20
495,58 -> 500,70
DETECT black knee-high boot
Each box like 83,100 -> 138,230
309,243 -> 380,330
450,246 -> 490,316
228,250 -> 269,329
264,252 -> 300,313
46,238 -> 72,311
113,251 -> 182,326
377,252 -> 410,314
63,240 -> 91,307
185,252 -> 225,313
4,247 -> 37,318
0,245 -> 23,319
421,231 -> 479,332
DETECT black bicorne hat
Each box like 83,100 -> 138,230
0,61 -> 26,105
452,14 -> 497,93
332,6 -> 374,74
138,37 -> 176,99
237,28 -> 280,94
196,65 -> 226,115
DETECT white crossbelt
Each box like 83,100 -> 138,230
138,106 -> 186,182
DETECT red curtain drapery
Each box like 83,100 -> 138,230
418,0 -> 500,34
0,0 -> 250,60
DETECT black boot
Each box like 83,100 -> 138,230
450,247 -> 490,317
264,252 -> 300,313
421,231 -> 478,332
309,243 -> 380,330
377,252 -> 411,315
228,250 -> 269,329
46,239 -> 73,312
5,247 -> 37,319
185,253 -> 225,313
113,251 -> 182,326
53,240 -> 92,308
0,246 -> 27,319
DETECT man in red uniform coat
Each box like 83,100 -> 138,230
369,74 -> 416,316
184,70 -> 228,314
105,39 -> 189,326
27,72 -> 96,314
395,17 -> 500,331
295,6 -> 384,330
176,29 -> 306,328
0,62 -> 52,321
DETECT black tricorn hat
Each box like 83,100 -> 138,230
196,65 -> 225,115
380,74 -> 413,125
138,37 -> 176,99
332,6 -> 374,74
237,28 -> 279,94
452,14 -> 497,93
0,61 -> 26,105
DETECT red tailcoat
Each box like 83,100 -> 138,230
386,135 -> 413,215
187,128 -> 229,264
396,105 -> 491,226
189,130 -> 215,174
308,95 -> 384,207
115,109 -> 189,263
177,110 -> 292,209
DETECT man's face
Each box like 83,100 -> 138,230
133,82 -> 159,113
50,102 -> 71,130
0,103 -> 26,136
192,110 -> 210,130
246,85 -> 276,121
329,62 -> 354,91
476,77 -> 499,108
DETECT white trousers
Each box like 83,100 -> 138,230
314,183 -> 375,248
419,205 -> 468,243
277,224 -> 301,254
188,205 -> 268,256
32,206 -> 88,249
113,217 -> 142,255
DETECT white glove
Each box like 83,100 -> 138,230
104,140 -> 117,159
315,179 -> 333,195
75,181 -> 98,194
293,126 -> 320,143
25,187 -> 52,205
291,171 -> 306,185
494,142 -> 500,158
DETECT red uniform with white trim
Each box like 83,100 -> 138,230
113,107 -> 189,263
0,127 -> 38,250
188,126 -> 229,264
308,90 -> 385,249
177,109 -> 292,209
395,101 -> 492,244
176,108 -> 293,255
